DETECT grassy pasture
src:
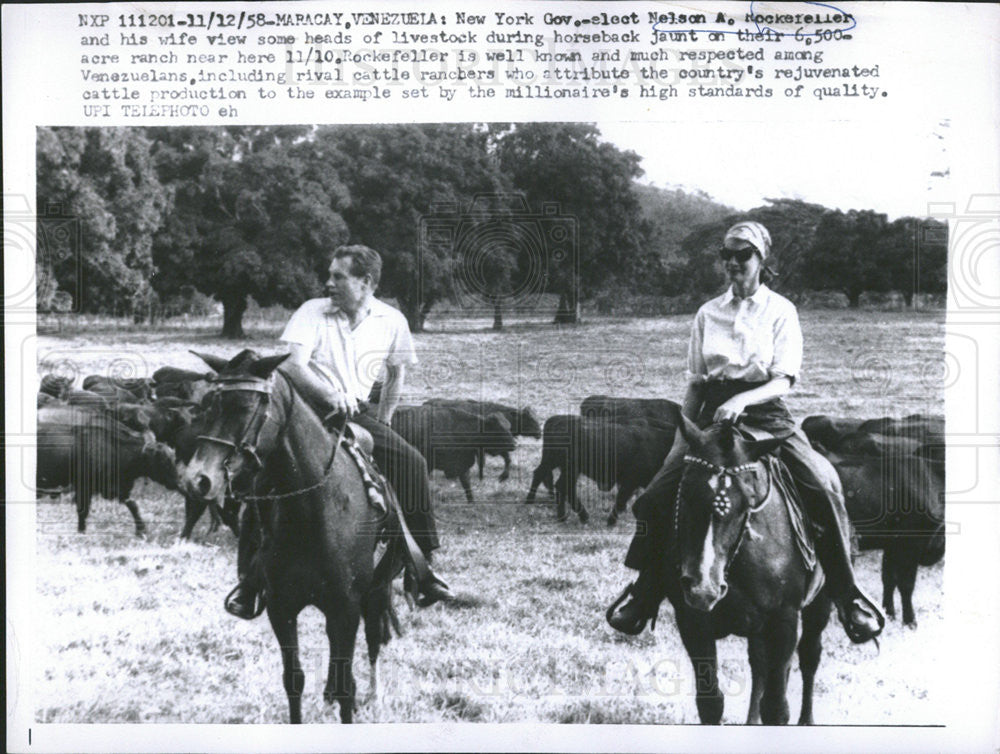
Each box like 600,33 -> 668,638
30,309 -> 945,724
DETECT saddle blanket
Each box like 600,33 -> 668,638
339,429 -> 394,572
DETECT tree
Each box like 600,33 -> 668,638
742,199 -> 829,292
635,184 -> 733,268
148,126 -> 349,337
674,199 -> 833,300
490,123 -> 648,324
804,209 -> 894,306
879,217 -> 947,306
311,124 -> 508,332
36,127 -> 170,314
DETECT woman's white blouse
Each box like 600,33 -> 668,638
686,284 -> 803,385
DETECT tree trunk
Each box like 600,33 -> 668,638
400,297 -> 427,333
493,299 -> 503,331
553,288 -> 579,324
221,295 -> 247,338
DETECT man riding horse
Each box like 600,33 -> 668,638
225,244 -> 453,618
606,221 -> 885,645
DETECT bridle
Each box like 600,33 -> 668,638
196,373 -> 345,502
197,376 -> 274,487
675,454 -> 773,580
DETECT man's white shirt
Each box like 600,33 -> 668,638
280,297 -> 417,403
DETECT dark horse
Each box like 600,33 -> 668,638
665,415 -> 832,725
181,350 -> 398,723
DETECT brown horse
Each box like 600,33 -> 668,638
181,350 -> 398,724
666,416 -> 832,725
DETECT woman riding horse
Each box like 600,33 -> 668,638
606,221 -> 885,644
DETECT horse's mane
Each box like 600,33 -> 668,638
273,365 -> 336,433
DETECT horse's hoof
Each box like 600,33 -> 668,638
578,510 -> 589,524
606,514 -> 617,527
498,472 -> 509,483
904,619 -> 918,630
135,529 -> 148,540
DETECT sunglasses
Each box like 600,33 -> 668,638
719,246 -> 757,263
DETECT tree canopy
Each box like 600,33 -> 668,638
36,127 -> 170,314
35,125 -> 947,333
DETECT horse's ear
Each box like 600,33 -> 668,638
675,410 -> 707,449
744,431 -> 795,461
189,350 -> 228,373
719,423 -> 736,452
248,353 -> 291,379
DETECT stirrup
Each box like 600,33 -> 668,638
606,582 -> 634,621
224,583 -> 266,620
415,575 -> 453,607
606,582 -> 656,635
836,592 -> 885,645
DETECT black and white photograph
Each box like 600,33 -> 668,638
5,2 -> 1000,752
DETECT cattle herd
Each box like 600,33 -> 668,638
36,362 -> 945,635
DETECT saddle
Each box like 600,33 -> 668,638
338,425 -> 395,573
346,422 -> 374,456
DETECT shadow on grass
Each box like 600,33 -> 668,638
553,698 -> 650,724
518,576 -> 579,591
431,690 -> 488,721
445,593 -> 498,610
569,540 -> 608,556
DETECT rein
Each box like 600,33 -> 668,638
199,373 -> 346,503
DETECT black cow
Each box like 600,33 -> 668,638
83,375 -> 153,402
391,404 -> 517,503
858,413 -> 944,439
152,366 -> 214,403
39,374 -> 72,399
423,398 -> 541,480
36,405 -> 180,536
64,388 -> 111,410
526,414 -> 674,525
580,395 -> 680,429
157,406 -> 240,539
802,413 -> 944,455
800,415 -> 867,453
37,392 -> 60,408
822,440 -> 945,628
107,400 -> 197,451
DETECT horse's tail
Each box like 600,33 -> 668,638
371,543 -> 407,643
384,598 -> 403,640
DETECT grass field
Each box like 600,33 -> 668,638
30,309 -> 945,725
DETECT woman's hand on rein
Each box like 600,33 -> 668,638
714,396 -> 747,425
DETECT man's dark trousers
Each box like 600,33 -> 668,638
353,408 -> 440,557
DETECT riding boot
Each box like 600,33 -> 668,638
607,448 -> 683,635
225,555 -> 266,620
226,505 -> 266,620
606,558 -> 669,634
782,435 -> 885,643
